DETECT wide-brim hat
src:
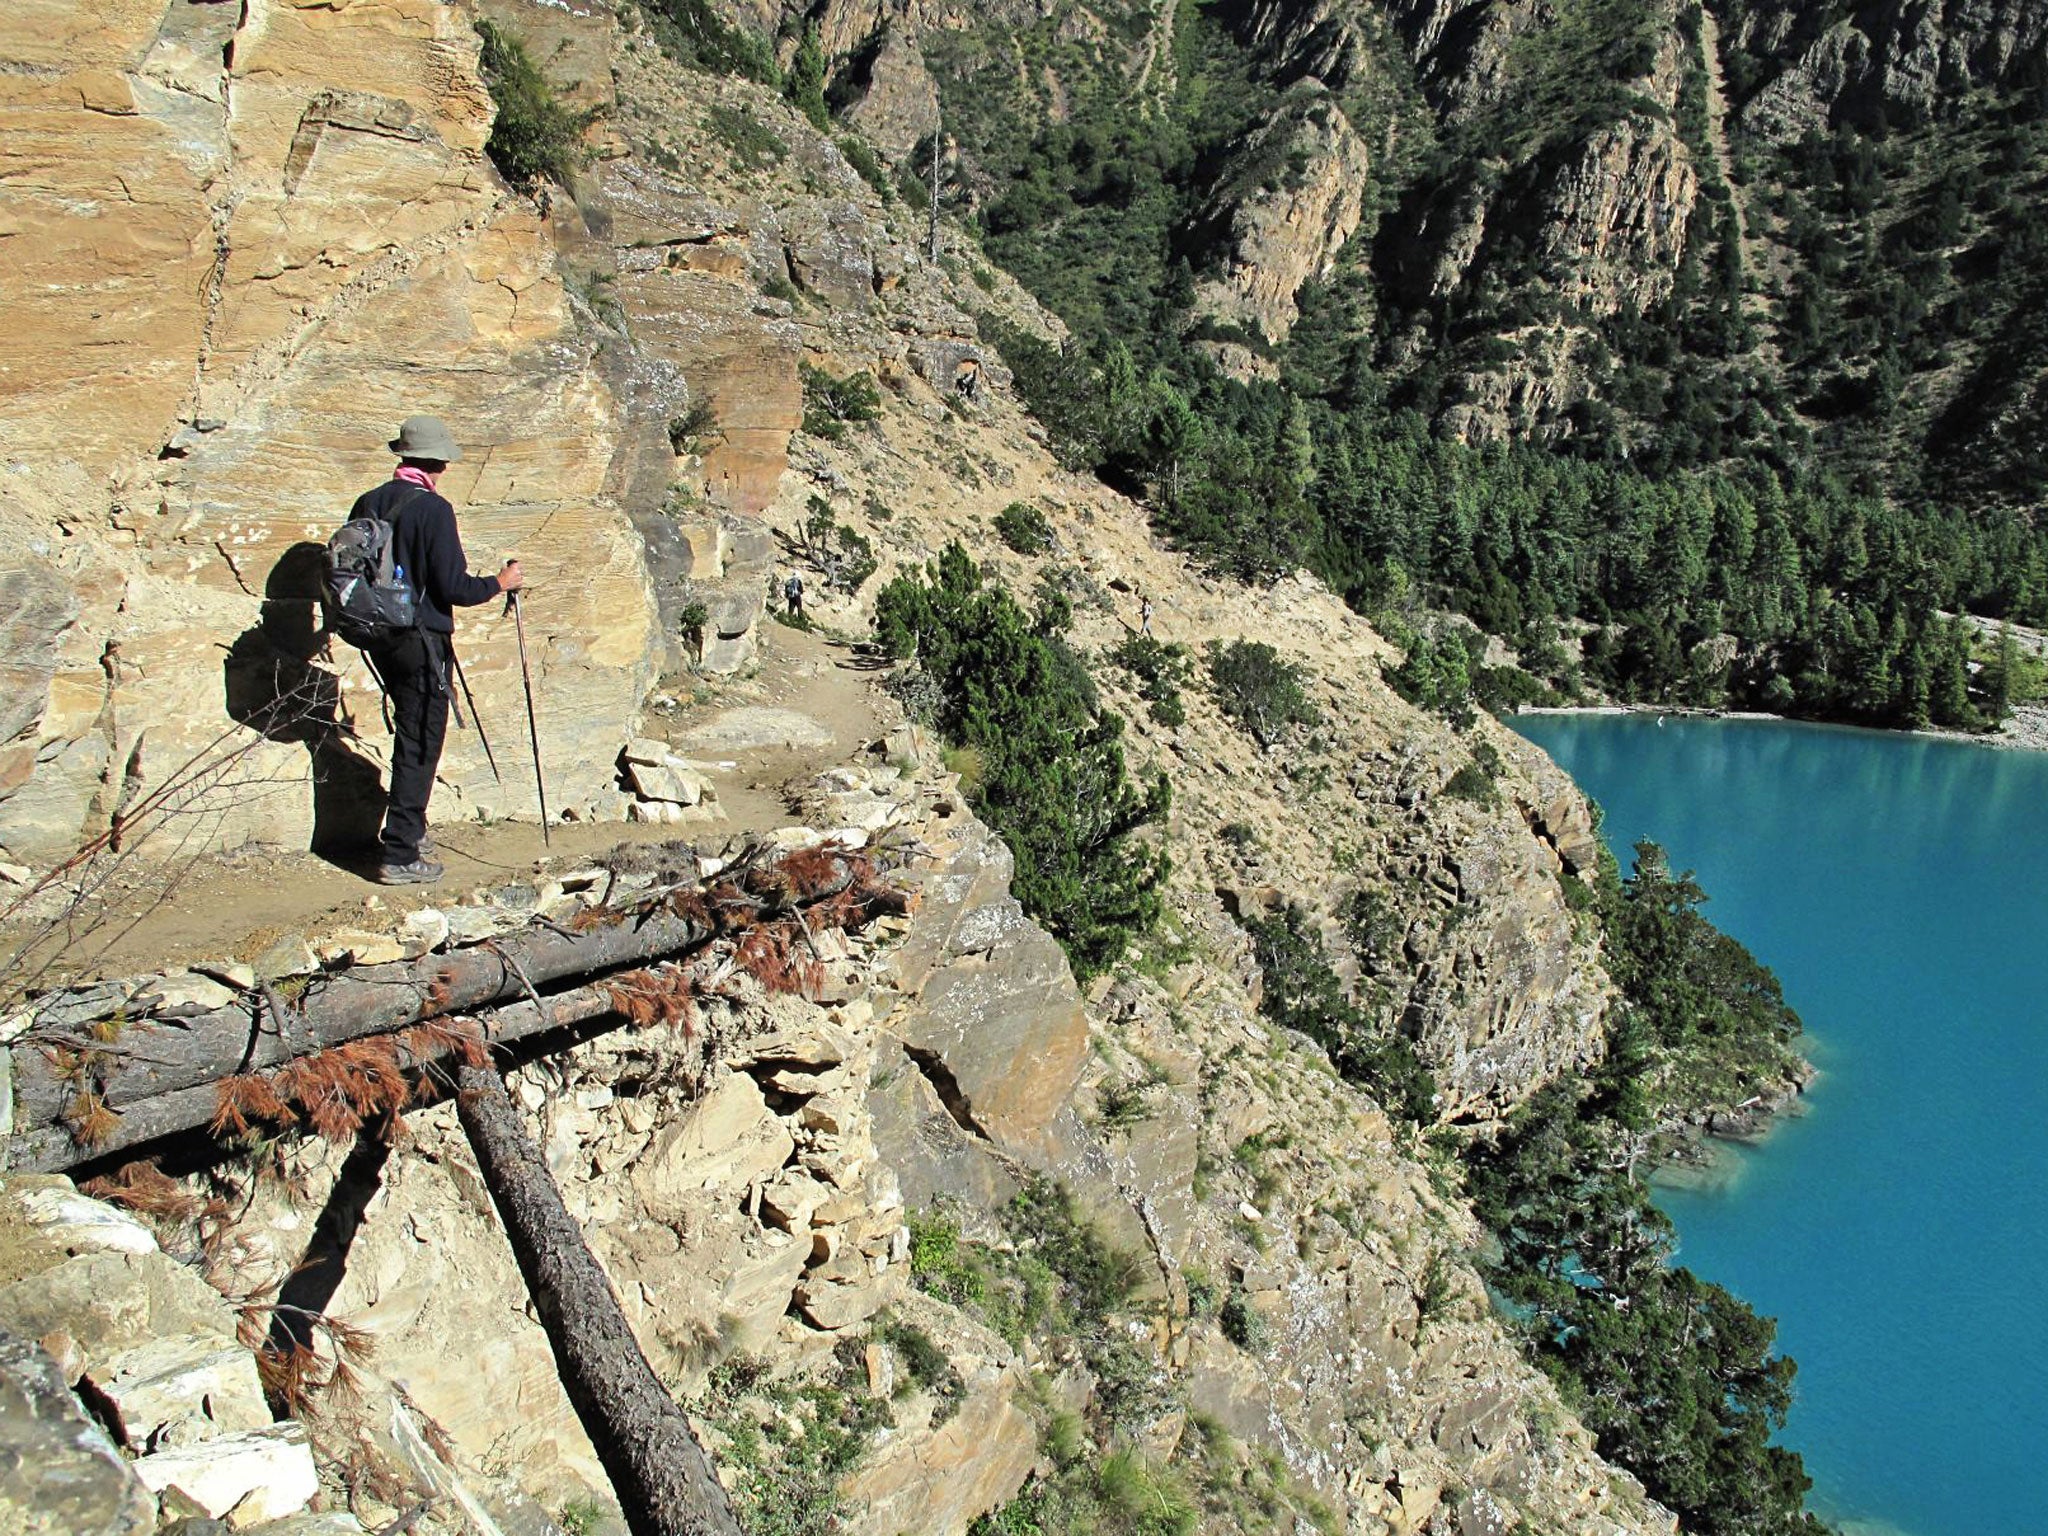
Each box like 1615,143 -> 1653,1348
388,414 -> 463,462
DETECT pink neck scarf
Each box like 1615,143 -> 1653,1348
393,465 -> 436,491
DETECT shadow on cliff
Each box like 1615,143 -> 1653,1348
223,541 -> 387,868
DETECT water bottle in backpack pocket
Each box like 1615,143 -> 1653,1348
323,491 -> 422,648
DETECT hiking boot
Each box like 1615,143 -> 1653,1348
417,832 -> 436,859
374,858 -> 443,887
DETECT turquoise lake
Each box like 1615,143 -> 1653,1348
1509,714 -> 2048,1536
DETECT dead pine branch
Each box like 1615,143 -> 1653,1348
8,847 -> 908,1172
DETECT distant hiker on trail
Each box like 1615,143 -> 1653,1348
784,570 -> 805,619
352,415 -> 522,886
1139,593 -> 1154,637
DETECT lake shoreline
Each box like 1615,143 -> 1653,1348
1515,700 -> 2048,753
1656,1057 -> 1818,1171
1514,710 -> 2048,1533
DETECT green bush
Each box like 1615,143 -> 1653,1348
475,19 -> 593,189
667,399 -> 717,456
678,599 -> 710,663
908,1213 -> 988,1309
1001,1179 -> 1147,1325
882,1318 -> 965,1425
697,1354 -> 889,1536
971,1450 -> 1197,1536
705,103 -> 787,172
1385,623 -> 1477,726
993,501 -> 1055,555
1241,902 -> 1435,1123
873,546 -> 1169,977
1205,640 -> 1320,746
796,496 -> 878,593
1344,888 -> 1402,973
1109,635 -> 1192,728
1443,761 -> 1499,808
1463,839 -> 1824,1536
1218,821 -> 1260,853
784,24 -> 829,130
800,363 -> 883,439
642,0 -> 780,83
1218,1292 -> 1269,1353
838,136 -> 890,199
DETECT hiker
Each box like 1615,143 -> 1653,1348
784,570 -> 805,619
1139,593 -> 1154,637
354,415 -> 522,885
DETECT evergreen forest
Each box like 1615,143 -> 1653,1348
924,0 -> 2048,731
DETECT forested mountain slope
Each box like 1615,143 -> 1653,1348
781,0 -> 2048,730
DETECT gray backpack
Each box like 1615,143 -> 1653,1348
323,489 -> 423,647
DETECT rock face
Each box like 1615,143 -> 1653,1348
839,24 -> 944,158
0,1327 -> 155,1536
0,0 -> 657,867
0,1172 -> 324,1532
1191,88 -> 1373,347
883,811 -> 1092,1165
1729,0 -> 2048,135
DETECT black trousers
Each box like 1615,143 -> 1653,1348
370,629 -> 450,864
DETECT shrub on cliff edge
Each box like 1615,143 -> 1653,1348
874,545 -> 1169,977
475,20 -> 593,190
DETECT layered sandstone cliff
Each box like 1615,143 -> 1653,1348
0,0 -> 657,868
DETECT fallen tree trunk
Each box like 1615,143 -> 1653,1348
13,908 -> 724,1122
454,1061 -> 743,1536
7,980 -> 624,1174
7,850 -> 895,1159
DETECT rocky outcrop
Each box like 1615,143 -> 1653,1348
1730,0 -> 2048,136
0,1326 -> 155,1536
1533,112 -> 1698,321
1191,89 -> 1373,347
0,1175 -> 324,1532
1233,0 -> 1547,118
840,24 -> 944,158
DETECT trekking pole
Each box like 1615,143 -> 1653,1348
449,648 -> 502,785
506,589 -> 551,845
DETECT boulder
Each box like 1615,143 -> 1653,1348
253,935 -> 319,982
134,971 -> 241,1019
13,1184 -> 159,1256
629,1072 -> 794,1217
792,1269 -> 895,1330
884,818 -> 1090,1164
89,1334 -> 271,1446
727,1022 -> 855,1070
131,1423 -> 320,1523
625,758 -> 716,807
0,1327 -> 155,1536
841,1307 -> 1036,1536
0,1248 -> 242,1369
782,200 -> 878,309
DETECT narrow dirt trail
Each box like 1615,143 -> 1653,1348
1,618 -> 891,989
